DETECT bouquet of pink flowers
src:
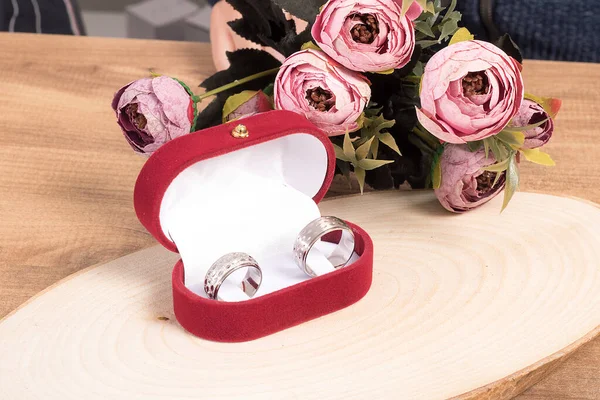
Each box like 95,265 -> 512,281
112,0 -> 561,213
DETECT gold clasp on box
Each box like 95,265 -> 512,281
231,124 -> 249,138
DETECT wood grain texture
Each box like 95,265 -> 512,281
2,191 -> 600,400
0,32 -> 599,399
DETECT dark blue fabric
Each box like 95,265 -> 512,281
208,0 -> 598,62
0,0 -> 86,35
457,0 -> 600,62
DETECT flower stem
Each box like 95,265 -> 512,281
412,126 -> 440,151
195,67 -> 281,102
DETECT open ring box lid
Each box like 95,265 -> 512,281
134,110 -> 374,342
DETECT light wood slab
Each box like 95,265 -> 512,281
1,191 -> 600,399
2,33 -> 600,398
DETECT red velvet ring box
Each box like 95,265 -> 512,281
134,110 -> 374,342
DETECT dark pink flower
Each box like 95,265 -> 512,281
435,144 -> 506,212
512,99 -> 556,149
112,76 -> 194,154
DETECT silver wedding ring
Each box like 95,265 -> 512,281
293,216 -> 355,277
204,252 -> 262,301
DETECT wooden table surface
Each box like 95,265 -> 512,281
1,32 -> 599,399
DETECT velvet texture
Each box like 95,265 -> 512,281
173,223 -> 373,342
134,110 -> 334,252
134,110 -> 374,342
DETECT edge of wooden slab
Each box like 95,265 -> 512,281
456,192 -> 600,399
456,324 -> 600,399
2,191 -> 599,400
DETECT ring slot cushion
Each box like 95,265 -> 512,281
134,110 -> 374,342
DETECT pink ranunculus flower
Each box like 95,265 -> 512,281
512,99 -> 557,149
311,0 -> 420,73
112,76 -> 194,154
273,49 -> 371,136
435,144 -> 506,213
416,40 -> 524,144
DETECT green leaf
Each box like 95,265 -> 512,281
520,148 -> 556,166
425,1 -> 435,14
438,18 -> 459,42
449,27 -> 474,45
263,83 -> 274,97
364,105 -> 383,118
222,90 -> 258,122
408,133 -> 435,155
496,130 -> 525,147
301,41 -> 320,51
356,137 -> 374,160
379,132 -> 402,155
402,75 -> 421,85
370,136 -> 379,158
415,21 -> 435,38
432,0 -> 445,14
342,131 -> 356,162
482,158 -> 510,173
357,158 -> 395,170
467,140 -> 482,152
501,154 -> 519,212
374,68 -> 396,75
355,167 -> 366,194
483,138 -> 491,159
442,0 -> 457,20
355,112 -> 366,129
333,144 -> 351,162
492,170 -> 503,188
415,0 -> 460,46
413,61 -> 425,76
416,39 -> 439,49
503,118 -> 549,133
227,0 -> 305,57
432,157 -> 442,189
360,114 -> 395,141
488,137 -> 509,161
359,113 -> 398,159
412,126 -> 440,152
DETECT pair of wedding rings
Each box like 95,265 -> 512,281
204,216 -> 355,301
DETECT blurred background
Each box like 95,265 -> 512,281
81,0 -> 210,40
2,0 -> 212,42
1,0 -> 597,62
82,0 -> 210,41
